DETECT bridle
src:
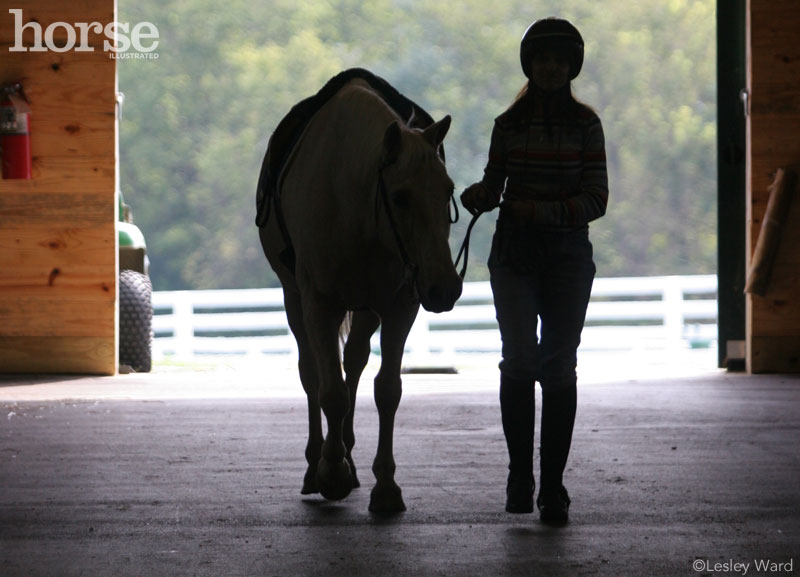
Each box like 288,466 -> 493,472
375,159 -> 418,284
375,159 -> 480,283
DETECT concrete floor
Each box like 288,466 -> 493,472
1,359 -> 798,577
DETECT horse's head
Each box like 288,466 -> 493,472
379,115 -> 463,313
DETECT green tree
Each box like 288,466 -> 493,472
118,0 -> 717,290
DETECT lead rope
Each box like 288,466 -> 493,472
454,211 -> 481,280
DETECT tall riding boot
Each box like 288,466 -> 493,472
500,374 -> 535,513
538,382 -> 577,524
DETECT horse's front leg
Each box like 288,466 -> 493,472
303,295 -> 353,501
282,287 -> 323,495
370,297 -> 419,513
342,310 -> 381,490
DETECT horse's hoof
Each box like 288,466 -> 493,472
301,468 -> 318,495
347,457 -> 360,489
316,458 -> 353,501
368,483 -> 406,514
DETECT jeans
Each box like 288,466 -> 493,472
489,224 -> 596,390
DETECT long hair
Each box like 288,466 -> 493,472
503,81 -> 596,146
505,81 -> 592,120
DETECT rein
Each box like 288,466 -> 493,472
376,160 -> 480,283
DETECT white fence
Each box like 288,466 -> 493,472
152,275 -> 717,360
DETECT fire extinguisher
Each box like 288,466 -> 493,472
1,83 -> 32,180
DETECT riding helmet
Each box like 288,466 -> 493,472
520,17 -> 584,80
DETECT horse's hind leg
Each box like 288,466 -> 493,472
342,310 -> 381,489
370,298 -> 419,513
283,288 -> 323,495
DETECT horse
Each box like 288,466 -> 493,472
256,71 -> 463,513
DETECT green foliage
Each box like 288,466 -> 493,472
118,0 -> 717,290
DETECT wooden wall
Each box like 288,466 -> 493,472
0,0 -> 117,374
746,0 -> 800,372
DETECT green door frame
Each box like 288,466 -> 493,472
716,0 -> 747,369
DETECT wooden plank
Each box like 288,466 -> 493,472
750,84 -> 800,116
750,335 -> 800,373
0,264 -> 116,294
0,294 -> 115,337
750,120 -> 800,161
0,156 -> 115,193
0,192 -> 114,225
0,225 -> 114,268
751,299 -> 800,337
0,47 -> 115,85
0,223 -> 116,319
30,114 -> 115,158
750,6 -> 800,86
19,77 -> 116,116
0,336 -> 116,375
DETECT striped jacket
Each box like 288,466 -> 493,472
480,95 -> 609,229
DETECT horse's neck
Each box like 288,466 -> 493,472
319,84 -> 405,252
333,83 -> 398,172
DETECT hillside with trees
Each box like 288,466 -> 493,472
118,0 -> 716,290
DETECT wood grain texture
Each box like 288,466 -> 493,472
0,337 -> 116,375
0,293 -> 115,337
0,0 -> 117,375
0,49 -> 115,172
749,336 -> 800,374
0,225 -> 115,267
746,0 -> 800,373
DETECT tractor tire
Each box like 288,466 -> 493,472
119,269 -> 153,372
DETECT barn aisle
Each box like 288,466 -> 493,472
1,364 -> 798,576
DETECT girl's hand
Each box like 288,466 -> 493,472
460,183 -> 499,215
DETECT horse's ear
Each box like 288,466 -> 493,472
422,115 -> 451,147
383,121 -> 402,165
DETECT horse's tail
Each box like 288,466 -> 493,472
338,311 -> 353,362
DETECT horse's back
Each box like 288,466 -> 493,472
280,79 -> 391,221
257,68 -> 431,227
258,79 -> 384,292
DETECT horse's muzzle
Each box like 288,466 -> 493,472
420,279 -> 463,313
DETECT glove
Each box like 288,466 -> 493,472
460,183 -> 499,215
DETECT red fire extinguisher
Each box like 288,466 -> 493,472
1,83 -> 32,180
